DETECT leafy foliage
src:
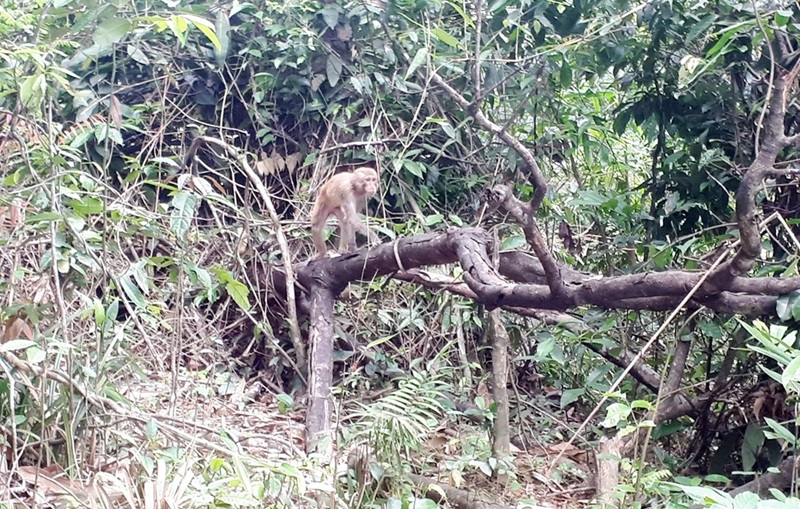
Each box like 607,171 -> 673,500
3,0 -> 800,505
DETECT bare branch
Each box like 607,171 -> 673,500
191,136 -> 306,367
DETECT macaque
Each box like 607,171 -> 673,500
310,166 -> 379,256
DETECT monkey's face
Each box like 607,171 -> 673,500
354,167 -> 379,197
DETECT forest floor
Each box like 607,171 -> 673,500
8,366 -> 595,508
117,369 -> 597,508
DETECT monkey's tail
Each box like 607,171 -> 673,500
310,198 -> 328,255
309,198 -> 322,222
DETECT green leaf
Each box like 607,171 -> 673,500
431,27 -> 459,48
559,61 -> 572,88
651,246 -> 674,269
405,48 -> 427,79
402,160 -> 425,178
19,74 -> 46,108
600,402 -> 630,427
764,417 -> 796,445
350,76 -> 363,94
169,191 -> 198,239
560,388 -> 584,408
107,127 -> 123,145
653,420 -> 686,439
423,214 -> 443,226
211,266 -> 234,284
214,10 -> 231,66
488,0 -> 509,11
319,4 -> 340,29
767,488 -> 786,501
534,335 -> 555,360
26,345 -> 45,364
93,17 -> 133,49
782,356 -> 800,393
413,498 -> 438,509
789,291 -> 800,321
126,44 -> 150,65
119,275 -> 146,308
444,0 -> 474,27
630,400 -> 654,410
181,14 -> 222,52
686,15 -> 715,44
93,299 -> 106,327
146,418 -> 158,438
741,423 -> 763,471
166,15 -> 189,45
732,492 -> 760,509
189,263 -> 213,289
668,483 -> 732,507
706,21 -> 755,59
777,293 -> 792,320
326,55 -> 342,87
775,10 -> 792,27
69,128 -> 95,148
0,340 -> 36,352
226,280 -> 251,310
129,261 -> 150,296
70,196 -> 104,215
742,319 -> 794,364
25,212 -> 64,224
613,109 -> 630,135
448,214 -> 464,226
440,121 -> 456,139
500,235 -> 526,250
572,190 -> 606,207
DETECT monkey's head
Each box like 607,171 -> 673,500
353,166 -> 379,197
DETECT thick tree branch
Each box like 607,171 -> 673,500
709,66 -> 800,288
264,229 -> 799,319
407,473 -> 511,509
305,285 -> 337,455
728,456 -> 798,497
416,64 -> 565,300
489,185 -> 565,299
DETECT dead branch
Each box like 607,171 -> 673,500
407,473 -> 512,509
266,228 -> 800,317
188,136 -> 306,367
729,455 -> 798,497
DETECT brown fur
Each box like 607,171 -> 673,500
310,167 -> 379,256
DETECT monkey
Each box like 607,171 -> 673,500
310,166 -> 380,256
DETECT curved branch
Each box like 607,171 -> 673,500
710,65 -> 800,287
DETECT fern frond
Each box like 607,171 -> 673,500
349,371 -> 448,468
641,469 -> 672,484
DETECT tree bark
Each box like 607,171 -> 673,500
305,285 -> 336,456
489,309 -> 510,458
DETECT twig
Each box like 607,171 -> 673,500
192,136 -> 306,367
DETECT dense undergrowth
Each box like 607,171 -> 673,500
3,0 -> 800,506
